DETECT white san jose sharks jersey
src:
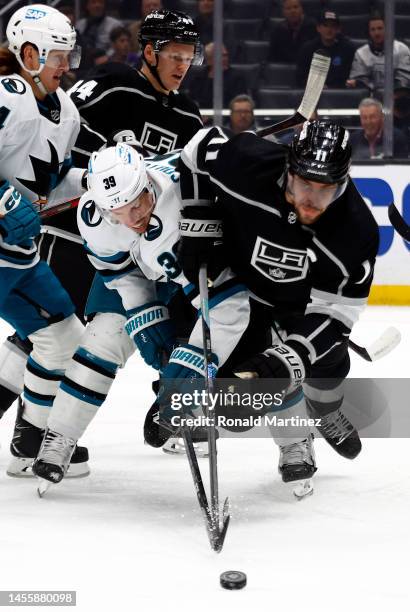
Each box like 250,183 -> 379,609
77,152 -> 249,365
0,74 -> 84,209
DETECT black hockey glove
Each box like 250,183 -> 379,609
233,341 -> 310,393
177,205 -> 226,285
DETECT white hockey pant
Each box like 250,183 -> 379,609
23,314 -> 84,429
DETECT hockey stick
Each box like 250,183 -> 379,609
198,263 -> 230,552
348,327 -> 401,362
0,190 -> 80,221
256,50 -> 331,138
388,202 -> 410,241
38,198 -> 80,219
179,424 -> 220,550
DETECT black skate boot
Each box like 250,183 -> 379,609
0,387 -> 19,420
143,400 -> 215,450
7,398 -> 90,478
278,435 -> 317,483
32,428 -> 77,486
306,400 -> 362,459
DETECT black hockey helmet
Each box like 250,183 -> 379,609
288,121 -> 352,184
139,9 -> 203,65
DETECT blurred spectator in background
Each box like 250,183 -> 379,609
108,26 -> 140,67
346,13 -> 410,92
350,98 -> 408,159
77,0 -> 122,68
195,0 -> 214,46
268,0 -> 317,64
128,0 -> 163,53
296,10 -> 355,88
229,94 -> 256,133
58,3 -> 82,88
394,87 -> 410,141
185,42 -> 248,108
59,2 -> 77,27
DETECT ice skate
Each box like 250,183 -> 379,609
144,401 -> 213,449
7,399 -> 90,478
32,428 -> 77,491
307,401 -> 362,459
279,435 -> 316,498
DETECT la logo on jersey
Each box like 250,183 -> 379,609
140,123 -> 178,154
251,236 -> 308,283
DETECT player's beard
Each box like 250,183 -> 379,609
294,199 -> 325,224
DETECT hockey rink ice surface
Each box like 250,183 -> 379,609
0,306 -> 409,612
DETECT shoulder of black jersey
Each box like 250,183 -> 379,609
71,63 -> 146,103
210,131 -> 288,206
92,61 -> 141,84
218,131 -> 288,182
339,179 -> 380,255
171,90 -> 202,120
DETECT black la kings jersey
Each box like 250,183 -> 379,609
179,127 -> 380,363
68,62 -> 203,155
49,63 -> 202,237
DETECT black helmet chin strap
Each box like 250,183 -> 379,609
143,49 -> 168,92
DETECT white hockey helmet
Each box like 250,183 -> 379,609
88,144 -> 149,211
7,4 -> 80,75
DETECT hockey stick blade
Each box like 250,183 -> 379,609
388,203 -> 410,240
256,50 -> 331,137
214,502 -> 231,553
349,327 -> 401,362
180,425 -> 222,551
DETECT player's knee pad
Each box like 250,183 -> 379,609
81,312 -> 135,368
28,314 -> 84,371
0,334 -> 30,395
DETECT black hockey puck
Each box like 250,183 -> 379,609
220,571 -> 247,590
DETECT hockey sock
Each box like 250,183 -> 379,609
48,347 -> 118,440
23,356 -> 64,429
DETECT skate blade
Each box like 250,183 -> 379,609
7,459 -> 90,479
37,478 -> 52,498
292,479 -> 314,500
6,457 -> 34,478
66,462 -> 90,478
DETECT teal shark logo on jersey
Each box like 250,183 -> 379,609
144,214 -> 163,241
17,140 -> 61,200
